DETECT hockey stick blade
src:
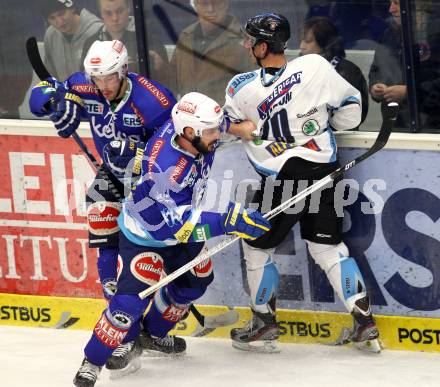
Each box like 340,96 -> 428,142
26,37 -> 51,80
190,304 -> 239,329
138,102 -> 399,300
203,309 -> 239,328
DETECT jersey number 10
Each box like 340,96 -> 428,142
260,108 -> 295,143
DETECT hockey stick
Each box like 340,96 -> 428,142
25,36 -> 237,329
139,102 -> 399,299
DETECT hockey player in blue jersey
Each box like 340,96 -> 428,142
29,40 -> 176,304
72,91 -> 271,386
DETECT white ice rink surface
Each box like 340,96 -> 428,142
1,326 -> 439,387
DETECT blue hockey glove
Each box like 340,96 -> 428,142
103,140 -> 146,182
222,202 -> 271,240
49,90 -> 84,138
29,77 -> 68,117
29,79 -> 59,117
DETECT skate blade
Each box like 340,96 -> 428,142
354,338 -> 382,354
203,310 -> 240,329
109,358 -> 141,379
232,340 -> 280,353
141,349 -> 186,358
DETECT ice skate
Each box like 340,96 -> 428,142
350,315 -> 381,353
333,297 -> 381,353
351,296 -> 381,353
105,339 -> 142,379
73,357 -> 102,387
139,329 -> 186,357
230,304 -> 280,353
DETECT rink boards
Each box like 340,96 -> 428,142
1,121 -> 440,354
1,292 -> 440,353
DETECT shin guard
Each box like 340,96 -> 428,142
306,241 -> 369,313
243,241 -> 279,314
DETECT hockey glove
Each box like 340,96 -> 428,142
49,90 -> 84,138
29,76 -> 68,116
222,202 -> 271,240
29,79 -> 58,117
103,140 -> 146,183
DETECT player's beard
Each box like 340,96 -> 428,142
192,136 -> 213,155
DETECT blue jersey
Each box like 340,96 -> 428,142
119,121 -> 225,247
67,72 -> 175,158
32,72 -> 176,158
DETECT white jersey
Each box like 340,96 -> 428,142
224,54 -> 361,176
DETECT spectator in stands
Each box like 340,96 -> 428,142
300,16 -> 369,128
81,0 -> 137,71
414,2 -> 440,130
170,0 -> 252,104
81,0 -> 170,84
368,0 -> 409,128
41,0 -> 102,81
0,0 -> 33,118
369,0 -> 440,130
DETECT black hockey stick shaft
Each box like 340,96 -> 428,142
25,36 -> 223,328
139,102 -> 399,299
26,37 -> 51,80
189,304 -> 205,325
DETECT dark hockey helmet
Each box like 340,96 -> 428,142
244,13 -> 290,51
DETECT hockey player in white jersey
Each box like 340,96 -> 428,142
224,12 -> 380,353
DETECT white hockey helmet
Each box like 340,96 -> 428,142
172,92 -> 225,136
84,40 -> 128,79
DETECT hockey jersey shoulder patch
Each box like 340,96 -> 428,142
227,72 -> 257,97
